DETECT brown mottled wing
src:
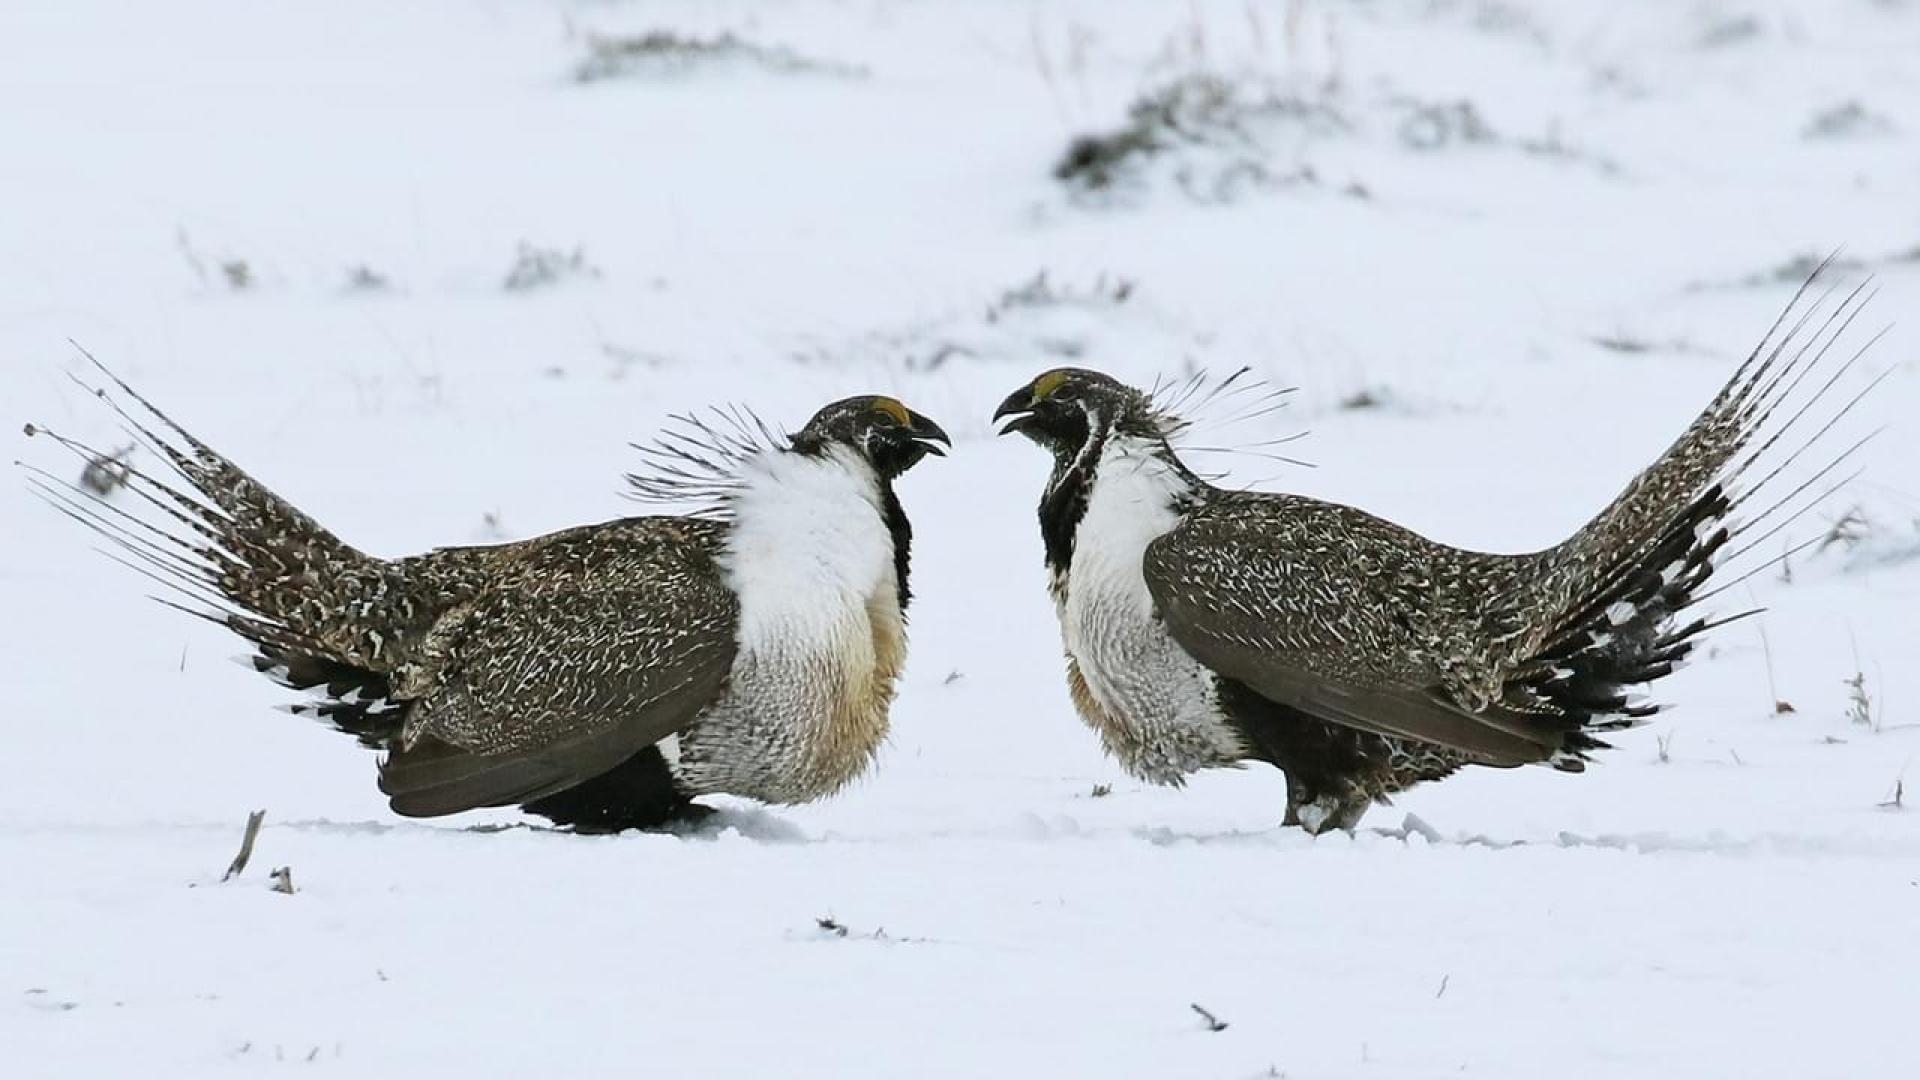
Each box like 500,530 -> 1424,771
378,523 -> 739,817
1142,494 -> 1558,765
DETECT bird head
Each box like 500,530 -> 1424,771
791,396 -> 951,479
993,368 -> 1156,462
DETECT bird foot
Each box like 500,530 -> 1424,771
1286,794 -> 1371,836
554,800 -> 717,835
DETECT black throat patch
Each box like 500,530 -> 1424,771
880,483 -> 914,613
1038,431 -> 1209,579
1037,430 -> 1106,575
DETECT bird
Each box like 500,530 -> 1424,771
994,275 -> 1884,833
25,365 -> 950,831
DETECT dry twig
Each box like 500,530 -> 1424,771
222,810 -> 266,881
1190,1003 -> 1229,1032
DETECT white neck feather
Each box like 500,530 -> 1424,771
690,443 -> 902,803
1073,435 -> 1195,580
721,445 -> 894,645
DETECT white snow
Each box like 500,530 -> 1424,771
3,1 -> 1918,1077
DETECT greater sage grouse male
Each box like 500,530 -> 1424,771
995,278 -> 1882,833
27,371 -> 948,831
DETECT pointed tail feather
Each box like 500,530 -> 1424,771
24,357 -> 426,744
1502,265 -> 1887,762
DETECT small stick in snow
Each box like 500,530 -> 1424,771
1845,669 -> 1876,730
1190,1003 -> 1229,1032
1881,774 -> 1906,810
1435,974 -> 1450,999
269,866 -> 296,895
222,810 -> 266,881
1757,624 -> 1794,714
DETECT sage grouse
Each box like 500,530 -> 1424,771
26,368 -> 949,831
995,279 -> 1882,833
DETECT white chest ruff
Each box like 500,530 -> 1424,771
676,447 -> 903,803
1059,439 -> 1248,784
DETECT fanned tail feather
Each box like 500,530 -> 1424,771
23,353 -> 416,745
1504,262 -> 1887,765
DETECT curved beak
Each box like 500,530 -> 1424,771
906,410 -> 950,457
992,386 -> 1036,436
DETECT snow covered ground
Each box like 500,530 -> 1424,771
4,1 -> 1919,1075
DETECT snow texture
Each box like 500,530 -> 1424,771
4,1 -> 1919,1077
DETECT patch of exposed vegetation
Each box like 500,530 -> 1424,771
1327,382 -> 1470,420
1589,332 -> 1699,357
788,269 -> 1159,373
575,31 -> 866,83
1805,504 -> 1920,574
79,443 -> 134,497
503,243 -> 600,292
806,915 -> 931,945
1697,14 -> 1764,49
1056,75 -> 1616,204
1054,74 -> 1347,200
1396,99 -> 1496,151
1391,97 -> 1618,172
1339,386 -> 1391,411
600,342 -> 672,379
1697,244 -> 1920,291
176,229 -> 258,292
984,270 -> 1134,323
342,264 -> 392,293
1804,100 -> 1895,140
1513,126 -> 1621,172
1590,334 -> 1654,355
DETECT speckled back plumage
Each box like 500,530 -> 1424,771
28,366 -> 744,817
1155,275 -> 1883,771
